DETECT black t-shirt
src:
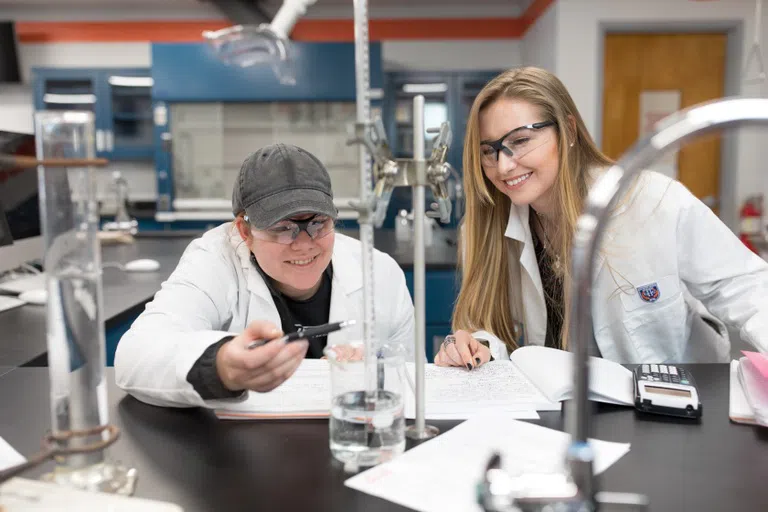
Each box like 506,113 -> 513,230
251,253 -> 333,359
528,209 -> 602,357
530,213 -> 564,350
186,254 -> 334,400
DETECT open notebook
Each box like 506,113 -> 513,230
504,345 -> 634,406
214,346 -> 634,420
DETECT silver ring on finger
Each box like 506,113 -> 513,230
442,335 -> 456,349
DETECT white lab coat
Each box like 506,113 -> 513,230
114,223 -> 414,408
475,171 -> 768,364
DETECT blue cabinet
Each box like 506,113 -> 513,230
151,42 -> 383,102
32,68 -> 154,161
404,269 -> 459,362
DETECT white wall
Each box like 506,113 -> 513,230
521,0 -> 557,71
382,40 -> 521,71
554,0 -> 768,228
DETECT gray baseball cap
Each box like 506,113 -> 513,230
232,143 -> 337,229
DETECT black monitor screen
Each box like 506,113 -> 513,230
0,22 -> 21,84
0,131 -> 39,243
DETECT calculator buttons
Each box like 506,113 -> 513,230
651,364 -> 659,373
660,365 -> 668,374
661,374 -> 670,382
669,367 -> 678,376
642,365 -> 650,373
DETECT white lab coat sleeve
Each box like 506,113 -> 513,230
114,239 -> 245,408
675,181 -> 768,353
471,330 -> 511,361
382,256 -> 416,361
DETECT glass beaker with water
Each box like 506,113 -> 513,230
35,111 -> 136,494
325,341 -> 407,470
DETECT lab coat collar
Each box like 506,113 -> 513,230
328,235 -> 363,345
329,235 -> 363,296
504,203 -> 545,300
502,167 -> 626,275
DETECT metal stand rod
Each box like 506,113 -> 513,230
351,0 -> 378,409
406,95 -> 438,440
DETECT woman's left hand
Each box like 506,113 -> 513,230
434,330 -> 491,370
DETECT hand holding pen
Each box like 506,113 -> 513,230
215,320 -> 309,394
246,320 -> 356,350
215,319 -> 356,394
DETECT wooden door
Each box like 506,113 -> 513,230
602,33 -> 727,209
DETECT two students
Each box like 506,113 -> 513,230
117,68 -> 768,409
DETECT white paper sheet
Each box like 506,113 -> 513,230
510,346 -> 634,406
0,435 -> 25,472
730,360 -> 757,425
345,414 -> 631,512
216,360 -> 548,420
405,362 -> 559,418
216,359 -> 331,419
0,478 -> 184,512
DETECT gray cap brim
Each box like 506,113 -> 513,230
244,188 -> 337,229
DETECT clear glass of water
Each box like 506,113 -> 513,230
325,341 -> 407,470
35,111 -> 136,494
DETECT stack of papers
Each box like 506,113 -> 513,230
214,346 -> 635,421
730,351 -> 768,426
215,360 -> 542,421
345,414 -> 631,512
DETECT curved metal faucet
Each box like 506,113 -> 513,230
479,97 -> 768,510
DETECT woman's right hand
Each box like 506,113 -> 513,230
434,330 -> 492,370
216,320 -> 309,393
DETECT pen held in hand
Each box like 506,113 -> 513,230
246,320 -> 356,350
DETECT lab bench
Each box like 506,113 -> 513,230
0,228 -> 459,368
0,364 -> 766,511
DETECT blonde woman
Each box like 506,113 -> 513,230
435,67 -> 768,367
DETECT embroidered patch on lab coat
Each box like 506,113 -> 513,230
637,282 -> 660,303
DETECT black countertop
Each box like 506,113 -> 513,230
0,228 -> 457,367
0,365 -> 766,511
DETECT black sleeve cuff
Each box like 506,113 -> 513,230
186,335 -> 244,400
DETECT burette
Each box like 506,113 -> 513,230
351,0 -> 379,405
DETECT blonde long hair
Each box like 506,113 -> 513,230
452,67 -> 612,352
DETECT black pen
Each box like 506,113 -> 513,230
246,320 -> 356,350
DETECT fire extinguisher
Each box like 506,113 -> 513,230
740,196 -> 763,254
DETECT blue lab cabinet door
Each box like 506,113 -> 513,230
32,68 -> 154,161
32,68 -> 106,157
151,42 -> 383,102
99,68 -> 154,161
404,269 -> 459,362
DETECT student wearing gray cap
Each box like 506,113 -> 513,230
115,144 -> 414,408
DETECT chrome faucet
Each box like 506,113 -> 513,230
478,97 -> 768,511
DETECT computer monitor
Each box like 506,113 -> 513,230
0,130 -> 43,274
